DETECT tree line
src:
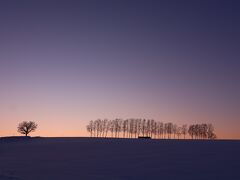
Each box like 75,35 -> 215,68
14,120 -> 216,140
86,119 -> 217,139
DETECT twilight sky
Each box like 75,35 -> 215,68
0,0 -> 239,139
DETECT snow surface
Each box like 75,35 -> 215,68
0,137 -> 239,180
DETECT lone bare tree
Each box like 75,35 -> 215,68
18,121 -> 38,136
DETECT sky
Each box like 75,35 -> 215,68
0,0 -> 239,139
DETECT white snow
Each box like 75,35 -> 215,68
0,137 -> 239,180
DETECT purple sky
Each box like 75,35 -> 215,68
0,0 -> 239,138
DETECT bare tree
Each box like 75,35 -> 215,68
173,124 -> 177,139
86,120 -> 93,137
141,119 -> 146,137
188,125 -> 194,139
164,123 -> 168,139
105,119 -> 111,137
176,126 -> 182,139
166,123 -> 173,139
159,122 -> 164,139
18,121 -> 38,136
182,124 -> 188,139
122,120 -> 127,138
137,119 -> 142,137
207,123 -> 216,139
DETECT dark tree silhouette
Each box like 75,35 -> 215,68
18,121 -> 38,136
207,123 -> 217,139
86,120 -> 93,137
182,124 -> 188,139
188,125 -> 194,139
188,123 -> 216,140
86,119 -> 217,140
176,126 -> 182,139
173,124 -> 177,139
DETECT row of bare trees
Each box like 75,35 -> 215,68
86,119 -> 216,139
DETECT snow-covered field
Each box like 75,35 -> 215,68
0,137 -> 239,180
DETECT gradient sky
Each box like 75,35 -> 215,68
0,0 -> 239,139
